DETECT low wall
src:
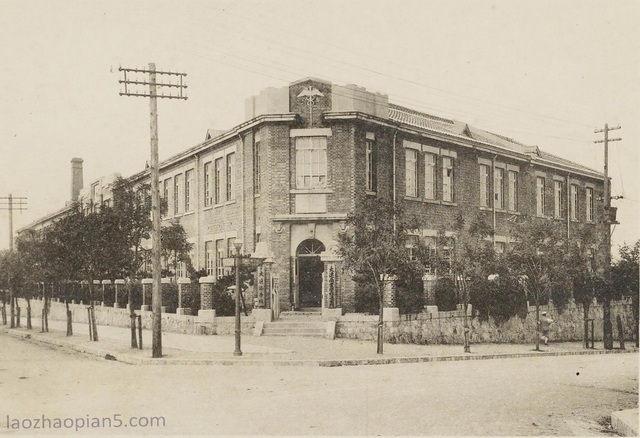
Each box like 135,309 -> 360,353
21,299 -> 256,336
336,300 -> 636,345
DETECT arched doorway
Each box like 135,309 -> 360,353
296,239 -> 325,309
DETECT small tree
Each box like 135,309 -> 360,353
161,219 -> 193,281
337,196 -> 426,354
507,219 -> 569,351
111,178 -> 153,347
611,240 -> 639,347
448,213 -> 496,352
567,226 -> 602,346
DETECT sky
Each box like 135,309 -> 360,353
0,0 -> 638,255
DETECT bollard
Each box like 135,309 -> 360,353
137,315 -> 143,350
616,315 -> 625,350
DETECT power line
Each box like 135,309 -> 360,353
187,3 -> 594,130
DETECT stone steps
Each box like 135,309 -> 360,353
262,321 -> 327,337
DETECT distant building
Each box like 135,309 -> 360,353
19,77 -> 606,315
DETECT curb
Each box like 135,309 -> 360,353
611,409 -> 639,437
5,329 -> 638,367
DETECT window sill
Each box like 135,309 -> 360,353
225,200 -> 237,206
203,206 -> 213,212
213,203 -> 224,209
183,211 -> 195,217
290,188 -> 333,194
365,191 -> 377,196
254,193 -> 261,198
441,201 -> 457,207
173,213 -> 183,218
403,196 -> 421,202
424,198 -> 439,205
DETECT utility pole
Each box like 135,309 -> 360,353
594,123 -> 621,350
119,64 -> 187,358
0,195 -> 28,251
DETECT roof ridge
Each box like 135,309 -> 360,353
388,103 -> 454,125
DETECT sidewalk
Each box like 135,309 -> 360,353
3,317 -> 637,366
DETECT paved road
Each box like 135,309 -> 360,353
1,333 -> 637,436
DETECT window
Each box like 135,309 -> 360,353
205,241 -> 214,276
227,237 -> 237,257
405,149 -> 418,197
214,158 -> 222,204
406,235 -> 419,261
176,261 -> 185,279
162,178 -> 171,217
425,153 -> 436,200
440,237 -> 454,273
571,184 -> 579,221
185,169 -> 194,212
366,139 -> 377,192
442,157 -> 454,202
254,141 -> 261,194
508,171 -> 518,211
424,236 -> 437,274
536,177 -> 546,216
226,153 -> 235,201
174,174 -> 182,215
479,164 -> 490,207
586,187 -> 594,222
554,180 -> 563,218
215,239 -> 225,279
494,167 -> 504,210
296,137 -> 327,189
204,162 -> 212,207
495,241 -> 506,254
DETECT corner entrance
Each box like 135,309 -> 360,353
295,239 -> 325,308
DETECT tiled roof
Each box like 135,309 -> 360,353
387,103 -> 601,178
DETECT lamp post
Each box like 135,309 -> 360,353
233,241 -> 243,357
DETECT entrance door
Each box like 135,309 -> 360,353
296,239 -> 325,309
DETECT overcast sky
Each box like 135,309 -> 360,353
1,0 -> 638,253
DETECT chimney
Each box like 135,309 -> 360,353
71,158 -> 84,202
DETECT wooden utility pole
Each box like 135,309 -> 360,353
119,64 -> 187,358
594,123 -> 621,350
0,195 -> 27,251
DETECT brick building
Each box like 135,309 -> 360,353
21,77 -> 606,317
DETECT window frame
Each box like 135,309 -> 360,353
405,148 -> 418,197
536,177 -> 546,216
204,162 -> 212,207
295,136 -> 328,189
479,164 -> 490,207
366,138 -> 377,192
442,156 -> 454,203
425,152 -> 437,200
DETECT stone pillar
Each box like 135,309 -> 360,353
177,278 -> 191,315
254,264 -> 267,309
381,274 -> 399,322
198,276 -> 216,323
93,280 -> 102,306
141,278 -> 152,311
114,279 -> 125,308
161,277 -> 171,313
422,273 -> 437,306
321,254 -> 342,320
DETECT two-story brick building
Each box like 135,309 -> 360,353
21,77 -> 606,317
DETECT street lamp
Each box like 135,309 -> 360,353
233,241 -> 243,357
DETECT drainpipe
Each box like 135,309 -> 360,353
566,173 -> 571,240
491,155 -> 497,247
193,153 -> 200,270
237,132 -> 245,247
392,129 -> 398,238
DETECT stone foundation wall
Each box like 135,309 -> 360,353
336,300 -> 636,345
22,299 -> 255,336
